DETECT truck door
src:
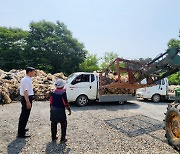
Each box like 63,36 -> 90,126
145,79 -> 166,98
160,78 -> 167,95
69,74 -> 96,101
89,74 -> 97,99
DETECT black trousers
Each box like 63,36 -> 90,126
18,96 -> 33,136
51,120 -> 67,141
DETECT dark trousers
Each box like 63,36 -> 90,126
18,96 -> 33,136
51,120 -> 67,141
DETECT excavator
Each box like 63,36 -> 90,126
100,47 -> 180,150
133,47 -> 180,151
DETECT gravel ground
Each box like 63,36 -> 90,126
0,100 -> 178,154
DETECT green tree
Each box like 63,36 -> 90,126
168,72 -> 180,85
168,39 -> 180,48
167,35 -> 180,85
79,54 -> 99,72
138,57 -> 152,65
0,27 -> 29,70
100,52 -> 118,71
25,20 -> 87,74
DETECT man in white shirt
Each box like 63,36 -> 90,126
17,67 -> 35,138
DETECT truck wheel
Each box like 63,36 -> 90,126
165,102 -> 180,151
76,95 -> 88,107
152,94 -> 161,102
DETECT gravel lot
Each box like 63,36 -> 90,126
0,100 -> 178,154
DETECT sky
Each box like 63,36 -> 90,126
0,0 -> 180,59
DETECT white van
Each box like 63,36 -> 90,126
65,72 -> 136,106
136,78 -> 173,102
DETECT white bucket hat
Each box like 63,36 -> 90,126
55,79 -> 65,88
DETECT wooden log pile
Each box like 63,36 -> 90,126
0,69 -> 67,104
99,72 -> 134,95
99,87 -> 134,95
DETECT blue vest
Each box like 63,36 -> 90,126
50,90 -> 66,122
51,91 -> 65,109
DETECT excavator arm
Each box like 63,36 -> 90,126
136,47 -> 180,84
100,47 -> 180,90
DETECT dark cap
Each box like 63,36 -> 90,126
26,67 -> 35,74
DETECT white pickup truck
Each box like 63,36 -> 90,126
136,78 -> 175,102
65,72 -> 136,106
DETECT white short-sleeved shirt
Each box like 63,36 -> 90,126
20,76 -> 34,96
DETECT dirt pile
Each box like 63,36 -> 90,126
0,69 -> 67,104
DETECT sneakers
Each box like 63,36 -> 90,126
25,128 -> 29,132
17,135 -> 31,138
52,137 -> 58,142
60,139 -> 67,143
52,137 -> 67,143
17,128 -> 29,138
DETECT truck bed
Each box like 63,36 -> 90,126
98,94 -> 136,102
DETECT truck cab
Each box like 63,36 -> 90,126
65,72 -> 98,106
136,78 -> 169,102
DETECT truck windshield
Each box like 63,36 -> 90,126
67,73 -> 76,82
155,80 -> 161,85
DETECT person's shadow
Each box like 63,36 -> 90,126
7,138 -> 26,154
46,142 -> 71,154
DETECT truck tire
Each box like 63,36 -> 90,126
152,94 -> 161,102
76,95 -> 88,107
165,102 -> 180,151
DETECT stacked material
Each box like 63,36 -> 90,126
101,72 -> 128,85
0,69 -> 67,104
99,87 -> 134,95
168,85 -> 180,93
100,72 -> 132,95
0,69 -> 25,104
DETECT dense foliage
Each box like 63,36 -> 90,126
100,52 -> 118,71
0,21 -> 87,75
79,54 -> 99,72
167,38 -> 180,85
0,27 -> 29,70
